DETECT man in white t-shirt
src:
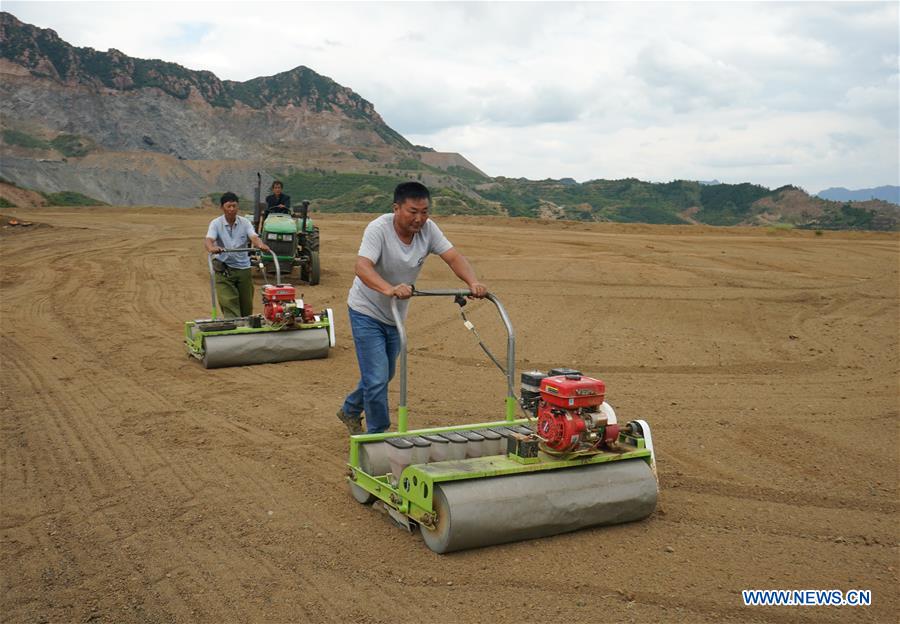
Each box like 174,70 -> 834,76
337,182 -> 487,434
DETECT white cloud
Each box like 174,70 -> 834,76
632,39 -> 760,112
4,0 -> 898,190
840,74 -> 900,128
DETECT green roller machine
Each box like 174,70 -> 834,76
347,289 -> 658,553
184,247 -> 335,368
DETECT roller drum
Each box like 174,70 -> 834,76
202,327 -> 329,368
350,442 -> 390,504
420,459 -> 657,553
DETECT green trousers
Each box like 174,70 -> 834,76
215,267 -> 254,318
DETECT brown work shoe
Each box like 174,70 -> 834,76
336,408 -> 364,435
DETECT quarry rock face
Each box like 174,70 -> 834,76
0,11 -> 425,205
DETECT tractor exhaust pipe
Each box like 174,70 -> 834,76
298,199 -> 310,235
253,173 -> 263,233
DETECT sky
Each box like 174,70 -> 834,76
4,1 -> 899,192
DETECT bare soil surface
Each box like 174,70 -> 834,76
1,207 -> 897,623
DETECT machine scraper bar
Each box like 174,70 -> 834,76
390,289 -> 516,433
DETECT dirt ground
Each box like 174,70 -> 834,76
1,206 -> 897,624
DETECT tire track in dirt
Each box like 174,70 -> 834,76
5,230 -> 322,624
2,342 -> 110,502
1,351 -> 218,584
654,512 -> 897,549
106,387 -> 374,618
409,348 -> 838,377
13,344 -> 156,489
666,473 -> 896,515
730,419 -> 898,489
3,231 -> 211,501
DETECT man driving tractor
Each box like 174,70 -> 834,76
265,180 -> 291,216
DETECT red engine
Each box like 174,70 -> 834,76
262,284 -> 314,324
536,374 -> 619,452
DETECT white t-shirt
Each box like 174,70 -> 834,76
347,213 -> 453,324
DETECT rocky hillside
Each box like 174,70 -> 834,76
0,11 -> 485,205
0,11 -> 411,158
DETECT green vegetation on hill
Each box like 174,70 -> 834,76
446,166 -> 489,183
0,197 -> 15,208
49,134 -> 92,157
275,170 -> 496,215
393,158 -> 430,171
479,177 -> 699,222
278,171 -> 405,202
474,178 -> 897,230
803,202 -> 879,230
226,68 -> 358,113
2,128 -> 94,157
695,183 -> 771,225
41,191 -> 105,206
2,128 -> 47,149
835,203 -> 876,229
372,124 -> 412,149
430,187 -> 496,216
352,151 -> 379,162
314,184 -> 393,214
382,157 -> 451,177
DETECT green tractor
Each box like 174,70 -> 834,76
251,174 -> 321,285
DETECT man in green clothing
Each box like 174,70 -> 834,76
204,191 -> 272,318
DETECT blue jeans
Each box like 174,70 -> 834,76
342,307 -> 401,433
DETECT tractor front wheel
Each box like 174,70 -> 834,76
306,226 -> 320,251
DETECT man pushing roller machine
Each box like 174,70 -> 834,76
340,184 -> 659,554
186,191 -> 335,369
204,191 -> 272,318
337,182 -> 488,435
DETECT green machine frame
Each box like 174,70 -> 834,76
346,289 -> 654,530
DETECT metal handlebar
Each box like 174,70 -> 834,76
390,288 -> 516,432
207,247 -> 279,319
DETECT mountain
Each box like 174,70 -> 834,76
0,11 -> 482,206
816,186 -> 900,205
0,12 -> 412,161
0,12 -> 897,230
